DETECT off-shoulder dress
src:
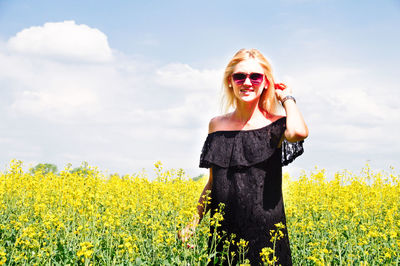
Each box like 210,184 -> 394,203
199,117 -> 304,265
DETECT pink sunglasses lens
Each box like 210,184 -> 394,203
249,73 -> 263,84
232,73 -> 247,84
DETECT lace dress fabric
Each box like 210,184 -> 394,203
199,117 -> 304,266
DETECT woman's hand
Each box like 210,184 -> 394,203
178,169 -> 212,248
177,223 -> 196,248
274,83 -> 293,103
274,83 -> 308,142
177,224 -> 195,242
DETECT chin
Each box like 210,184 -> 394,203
238,96 -> 259,103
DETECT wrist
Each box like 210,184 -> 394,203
281,95 -> 296,105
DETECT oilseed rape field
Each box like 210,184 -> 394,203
0,160 -> 399,265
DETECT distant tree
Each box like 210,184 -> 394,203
30,163 -> 58,175
192,174 -> 206,181
71,161 -> 90,176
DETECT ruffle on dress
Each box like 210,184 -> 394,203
199,117 -> 304,168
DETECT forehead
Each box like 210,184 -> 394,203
233,58 -> 264,73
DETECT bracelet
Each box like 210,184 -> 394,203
281,95 -> 296,105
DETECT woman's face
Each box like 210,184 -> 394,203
230,58 -> 267,104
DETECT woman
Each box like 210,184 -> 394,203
179,49 -> 308,265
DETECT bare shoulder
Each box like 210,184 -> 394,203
263,111 -> 285,123
208,113 -> 232,134
272,115 -> 286,123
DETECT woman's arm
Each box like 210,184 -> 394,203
276,86 -> 308,142
195,168 -> 213,222
178,168 -> 213,242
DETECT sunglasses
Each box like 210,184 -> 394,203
231,72 -> 264,85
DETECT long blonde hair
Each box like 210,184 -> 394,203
221,48 -> 283,115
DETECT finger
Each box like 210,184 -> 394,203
177,230 -> 187,242
274,83 -> 287,90
275,90 -> 283,99
186,243 -> 195,249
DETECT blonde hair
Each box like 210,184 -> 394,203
221,48 -> 283,115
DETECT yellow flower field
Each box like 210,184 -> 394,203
0,160 -> 399,265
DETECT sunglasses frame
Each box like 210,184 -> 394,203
231,72 -> 265,86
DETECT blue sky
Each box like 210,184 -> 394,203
0,0 -> 399,178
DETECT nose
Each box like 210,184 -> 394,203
243,76 -> 252,86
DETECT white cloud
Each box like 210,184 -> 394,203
155,63 -> 222,91
7,21 -> 113,62
282,66 -> 400,125
1,20 -> 399,178
280,65 -> 400,176
0,24 -> 224,176
12,86 -> 98,118
2,55 -> 106,119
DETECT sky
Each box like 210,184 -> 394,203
0,0 -> 399,179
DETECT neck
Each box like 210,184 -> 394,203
233,100 -> 265,124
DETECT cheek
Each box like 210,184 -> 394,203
232,86 -> 241,96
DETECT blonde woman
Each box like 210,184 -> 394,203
179,49 -> 308,265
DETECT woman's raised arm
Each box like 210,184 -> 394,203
275,85 -> 308,142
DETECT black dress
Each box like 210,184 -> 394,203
199,117 -> 304,266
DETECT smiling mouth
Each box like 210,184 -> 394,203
240,88 -> 254,92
